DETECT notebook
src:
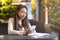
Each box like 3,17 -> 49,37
28,33 -> 50,38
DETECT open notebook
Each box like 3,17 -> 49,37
28,33 -> 50,38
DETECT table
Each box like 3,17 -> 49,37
0,32 -> 58,40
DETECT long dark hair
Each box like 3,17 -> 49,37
14,4 -> 29,30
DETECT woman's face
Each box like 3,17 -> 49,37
18,8 -> 27,19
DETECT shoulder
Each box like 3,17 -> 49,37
8,18 -> 14,23
9,18 -> 14,21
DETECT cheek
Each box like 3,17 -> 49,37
18,13 -> 23,17
24,14 -> 26,17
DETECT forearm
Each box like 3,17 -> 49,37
8,30 -> 24,35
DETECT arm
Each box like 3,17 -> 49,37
8,18 -> 25,35
28,22 -> 36,33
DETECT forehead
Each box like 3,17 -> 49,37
20,8 -> 27,12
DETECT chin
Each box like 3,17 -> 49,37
21,17 -> 25,19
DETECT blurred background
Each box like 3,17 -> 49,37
0,0 -> 60,40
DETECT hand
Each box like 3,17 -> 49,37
25,29 -> 31,34
16,31 -> 23,35
23,29 -> 31,36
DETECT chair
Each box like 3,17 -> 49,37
0,23 -> 8,35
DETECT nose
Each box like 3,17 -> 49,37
22,13 -> 26,17
21,13 -> 24,16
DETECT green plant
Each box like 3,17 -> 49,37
0,0 -> 16,23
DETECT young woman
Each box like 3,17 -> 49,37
8,4 -> 36,35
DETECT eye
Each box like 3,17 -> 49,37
21,11 -> 24,13
21,11 -> 27,14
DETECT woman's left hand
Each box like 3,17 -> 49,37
26,29 -> 31,33
23,29 -> 31,35
24,29 -> 31,35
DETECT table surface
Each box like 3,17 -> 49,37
0,33 -> 58,40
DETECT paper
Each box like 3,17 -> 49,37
28,33 -> 50,38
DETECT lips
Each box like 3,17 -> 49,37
21,16 -> 25,19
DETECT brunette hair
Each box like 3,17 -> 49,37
14,4 -> 29,30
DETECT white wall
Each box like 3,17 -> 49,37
26,3 -> 33,20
